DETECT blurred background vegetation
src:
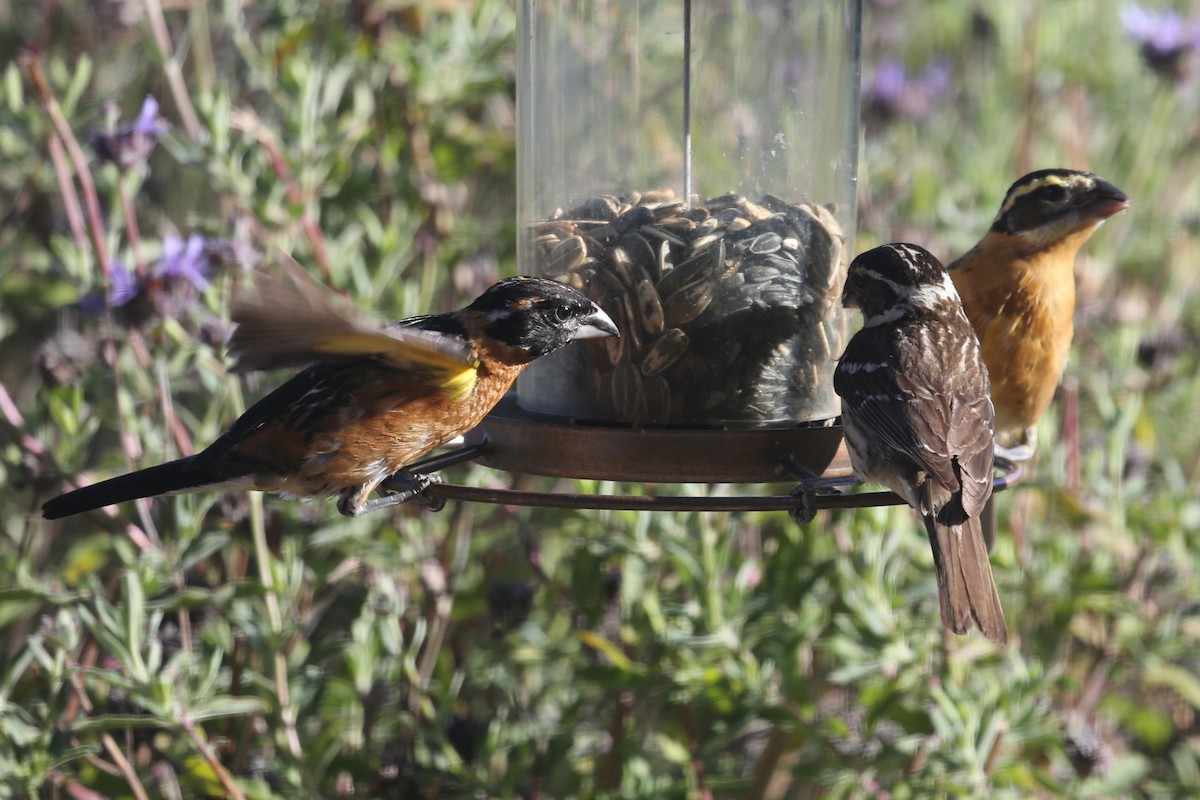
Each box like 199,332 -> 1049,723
2,0 -> 1199,797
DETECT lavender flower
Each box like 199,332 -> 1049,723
80,259 -> 139,311
80,234 -> 211,320
131,96 -> 169,137
90,95 -> 170,168
1121,4 -> 1200,79
153,233 -> 212,318
863,58 -> 954,122
159,234 -> 210,292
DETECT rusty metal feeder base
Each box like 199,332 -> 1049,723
403,395 -> 1024,516
467,396 -> 851,483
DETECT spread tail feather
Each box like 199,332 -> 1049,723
925,516 -> 1009,644
42,457 -> 241,520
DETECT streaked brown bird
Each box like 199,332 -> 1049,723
42,266 -> 618,519
835,243 -> 1007,643
948,169 -> 1129,457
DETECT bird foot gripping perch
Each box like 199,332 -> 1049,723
362,472 -> 447,515
781,453 -> 860,524
993,429 -> 1037,464
787,476 -> 856,525
349,438 -> 495,516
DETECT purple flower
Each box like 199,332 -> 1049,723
131,96 -> 169,137
89,95 -> 169,168
80,259 -> 139,311
863,58 -> 955,121
869,60 -> 908,106
918,60 -> 953,97
1121,4 -> 1200,79
159,234 -> 210,292
79,234 -> 210,317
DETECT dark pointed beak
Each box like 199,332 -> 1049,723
1079,178 -> 1130,221
841,272 -> 862,310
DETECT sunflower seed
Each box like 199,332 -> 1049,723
642,374 -> 672,422
663,279 -> 715,327
611,362 -> 643,418
640,328 -> 689,376
544,235 -> 588,274
749,232 -> 782,255
635,279 -> 665,335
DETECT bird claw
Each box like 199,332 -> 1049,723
359,472 -> 447,514
789,486 -> 819,525
780,455 -> 857,524
994,427 -> 1037,462
994,442 -> 1036,463
787,475 -> 853,525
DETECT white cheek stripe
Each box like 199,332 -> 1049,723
862,305 -> 906,327
910,274 -> 961,307
858,272 -> 959,328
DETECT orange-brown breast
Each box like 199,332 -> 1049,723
951,228 -> 1093,441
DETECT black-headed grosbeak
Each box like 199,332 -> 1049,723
41,268 -> 618,519
948,169 -> 1129,456
836,243 -> 1007,643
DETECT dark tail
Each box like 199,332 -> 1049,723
42,457 -> 234,520
925,516 -> 1009,645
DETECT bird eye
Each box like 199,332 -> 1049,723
555,304 -> 573,321
1041,184 -> 1068,203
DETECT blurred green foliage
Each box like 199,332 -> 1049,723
2,0 -> 1200,797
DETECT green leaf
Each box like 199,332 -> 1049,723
176,531 -> 232,573
653,732 -> 691,766
61,54 -> 93,115
188,696 -> 268,721
576,629 -> 642,674
70,714 -> 171,732
1143,660 -> 1200,710
123,571 -> 147,682
3,64 -> 22,112
48,744 -> 103,771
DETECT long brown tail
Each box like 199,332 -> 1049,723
924,515 -> 1009,644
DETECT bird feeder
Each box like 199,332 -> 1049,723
414,0 -> 1022,514
484,0 -> 859,482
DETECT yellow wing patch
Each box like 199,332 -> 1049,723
311,329 -> 479,396
229,253 -> 479,397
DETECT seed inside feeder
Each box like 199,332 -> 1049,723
529,188 -> 847,426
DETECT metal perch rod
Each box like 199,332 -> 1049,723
402,440 -> 1024,514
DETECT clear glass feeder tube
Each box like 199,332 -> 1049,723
517,0 -> 862,427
